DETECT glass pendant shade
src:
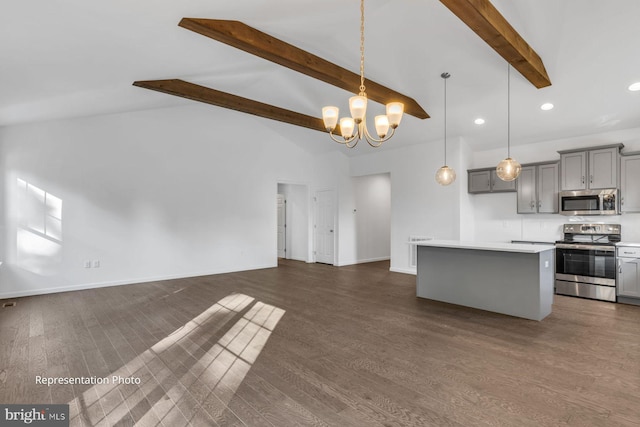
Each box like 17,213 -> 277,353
386,102 -> 404,128
322,106 -> 339,131
496,157 -> 522,181
349,96 -> 367,123
435,165 -> 456,186
374,115 -> 390,138
340,117 -> 356,138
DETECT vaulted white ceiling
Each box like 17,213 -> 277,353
2,0 -> 640,155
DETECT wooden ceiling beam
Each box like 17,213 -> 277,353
133,79 -> 333,133
439,0 -> 551,88
178,18 -> 429,119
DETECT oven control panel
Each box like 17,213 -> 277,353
563,223 -> 621,235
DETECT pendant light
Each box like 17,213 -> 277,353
435,72 -> 456,186
496,64 -> 521,181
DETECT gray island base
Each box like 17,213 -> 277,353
416,241 -> 555,321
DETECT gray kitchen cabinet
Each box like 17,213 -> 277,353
559,144 -> 622,190
490,170 -> 516,192
618,246 -> 640,298
517,162 -> 559,214
517,166 -> 537,213
468,168 -> 516,193
621,154 -> 640,213
538,163 -> 559,213
589,147 -> 618,189
560,151 -> 587,190
468,170 -> 491,193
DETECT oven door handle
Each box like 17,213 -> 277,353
555,243 -> 615,252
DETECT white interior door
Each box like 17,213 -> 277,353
277,194 -> 286,258
315,190 -> 335,264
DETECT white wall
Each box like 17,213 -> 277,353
350,173 -> 391,264
457,138 -> 476,240
0,105 -> 333,298
3,104 -> 638,298
349,138 -> 469,273
277,183 -> 309,262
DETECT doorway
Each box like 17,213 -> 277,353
276,183 -> 310,262
352,173 -> 391,263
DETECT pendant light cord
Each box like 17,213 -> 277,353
441,72 -> 450,165
507,64 -> 511,158
444,75 -> 447,165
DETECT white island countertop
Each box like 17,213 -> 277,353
416,240 -> 555,254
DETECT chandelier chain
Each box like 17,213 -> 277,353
359,0 -> 366,95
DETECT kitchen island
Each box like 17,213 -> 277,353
416,240 -> 555,321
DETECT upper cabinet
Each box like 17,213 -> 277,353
560,151 -> 587,190
621,153 -> 640,213
517,162 -> 559,214
468,169 -> 516,194
559,144 -> 622,191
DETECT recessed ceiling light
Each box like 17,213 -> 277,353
540,103 -> 554,111
474,118 -> 485,125
629,82 -> 640,91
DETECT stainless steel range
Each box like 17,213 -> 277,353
555,223 -> 621,302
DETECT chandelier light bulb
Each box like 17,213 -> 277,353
374,115 -> 390,138
436,165 -> 456,186
322,106 -> 339,131
386,102 -> 404,128
349,96 -> 367,123
340,117 -> 356,139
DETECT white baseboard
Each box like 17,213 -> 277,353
0,263 -> 277,300
389,266 -> 416,275
336,256 -> 390,267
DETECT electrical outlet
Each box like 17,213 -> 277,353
84,260 -> 92,268
93,260 -> 100,268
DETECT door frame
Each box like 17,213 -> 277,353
276,181 -> 312,263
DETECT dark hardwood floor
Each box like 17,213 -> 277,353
1,259 -> 640,426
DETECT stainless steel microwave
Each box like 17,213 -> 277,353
559,189 -> 619,216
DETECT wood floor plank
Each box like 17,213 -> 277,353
1,260 -> 640,426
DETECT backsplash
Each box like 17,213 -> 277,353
469,192 -> 640,243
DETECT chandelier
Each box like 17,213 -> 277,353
321,0 -> 404,148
